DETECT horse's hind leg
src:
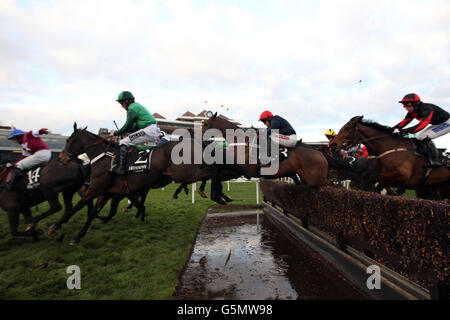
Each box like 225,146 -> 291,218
8,208 -> 25,237
210,177 -> 226,205
199,179 -> 208,198
172,184 -> 185,199
129,194 -> 146,221
31,191 -> 63,224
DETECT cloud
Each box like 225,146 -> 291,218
0,0 -> 449,148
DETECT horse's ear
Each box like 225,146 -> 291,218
83,126 -> 88,131
73,122 -> 77,131
213,112 -> 217,118
351,116 -> 363,122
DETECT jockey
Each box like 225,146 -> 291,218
393,93 -> 450,167
324,129 -> 336,142
325,129 -> 368,158
346,143 -> 369,158
259,110 -> 297,162
6,128 -> 51,191
109,91 -> 161,174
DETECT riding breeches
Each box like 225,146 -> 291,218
119,124 -> 161,147
15,149 -> 51,170
415,118 -> 450,140
270,132 -> 297,148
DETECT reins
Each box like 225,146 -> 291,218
353,123 -> 410,159
62,134 -> 115,162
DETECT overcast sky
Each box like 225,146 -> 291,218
1,0 -> 449,148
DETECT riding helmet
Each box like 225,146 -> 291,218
259,110 -> 274,122
398,93 -> 421,104
325,129 -> 336,137
8,129 -> 25,140
116,91 -> 135,102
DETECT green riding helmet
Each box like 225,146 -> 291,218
116,91 -> 135,102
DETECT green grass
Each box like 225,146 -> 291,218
0,181 -> 263,300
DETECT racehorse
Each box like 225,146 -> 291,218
0,158 -> 92,239
329,116 -> 450,201
54,124 -> 230,244
201,113 -> 328,187
317,145 -> 405,196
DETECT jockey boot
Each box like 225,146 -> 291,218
6,167 -> 23,191
111,145 -> 129,175
117,145 -> 129,175
423,137 -> 442,167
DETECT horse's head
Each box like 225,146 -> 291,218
59,122 -> 89,164
202,112 -> 239,137
202,112 -> 218,134
329,116 -> 363,151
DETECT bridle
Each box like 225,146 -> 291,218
60,134 -> 114,163
340,120 -> 408,159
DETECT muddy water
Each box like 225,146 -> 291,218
174,211 -> 367,300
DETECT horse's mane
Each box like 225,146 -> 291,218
76,128 -> 118,147
358,118 -> 395,135
212,115 -> 240,130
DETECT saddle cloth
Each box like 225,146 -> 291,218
5,167 -> 43,190
125,149 -> 154,174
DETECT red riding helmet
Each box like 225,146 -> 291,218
398,93 -> 421,104
259,110 -> 274,122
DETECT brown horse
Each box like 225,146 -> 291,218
53,123 -> 232,244
52,124 -> 176,244
201,113 -> 328,187
0,158 -> 92,239
329,116 -> 450,200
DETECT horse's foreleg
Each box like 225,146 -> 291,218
97,194 -> 120,223
70,195 -> 109,245
290,174 -> 302,185
22,207 -> 39,241
48,198 -> 86,235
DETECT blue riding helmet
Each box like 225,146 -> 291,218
8,129 -> 25,140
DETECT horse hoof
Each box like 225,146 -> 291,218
25,223 -> 35,232
48,224 -> 58,235
69,239 -> 79,246
198,191 -> 208,199
222,195 -> 233,202
172,195 -> 178,200
214,197 -> 227,205
122,208 -> 129,213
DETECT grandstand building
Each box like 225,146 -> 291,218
0,111 -> 326,164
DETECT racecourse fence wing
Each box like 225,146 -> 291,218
260,179 -> 449,294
